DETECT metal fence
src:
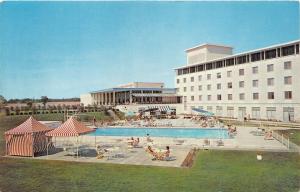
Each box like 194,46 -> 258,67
272,131 -> 300,152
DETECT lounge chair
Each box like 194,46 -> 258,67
145,146 -> 176,161
174,139 -> 185,145
112,152 -> 126,158
251,129 -> 265,136
65,147 -> 77,156
163,156 -> 176,161
96,145 -> 107,159
145,146 -> 160,160
203,139 -> 210,146
158,148 -> 176,161
146,136 -> 153,143
216,139 -> 224,146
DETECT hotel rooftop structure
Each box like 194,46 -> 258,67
80,82 -> 183,113
175,40 -> 300,122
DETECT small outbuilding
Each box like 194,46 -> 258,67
5,116 -> 52,157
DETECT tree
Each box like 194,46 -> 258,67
26,100 -> 33,109
93,103 -> 97,112
5,108 -> 10,116
15,106 -> 20,115
32,105 -> 37,114
41,96 -> 49,108
0,95 -> 7,107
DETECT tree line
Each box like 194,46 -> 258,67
1,96 -> 79,104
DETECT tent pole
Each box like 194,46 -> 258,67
77,136 -> 79,158
32,133 -> 34,158
5,138 -> 8,156
46,139 -> 48,157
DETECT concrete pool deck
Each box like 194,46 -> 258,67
4,126 -> 290,168
34,144 -> 191,168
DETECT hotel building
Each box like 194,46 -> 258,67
175,40 -> 300,122
80,82 -> 183,113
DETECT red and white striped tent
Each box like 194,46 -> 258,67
46,116 -> 94,137
46,116 -> 95,157
5,116 -> 52,157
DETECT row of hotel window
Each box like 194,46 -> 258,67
184,91 -> 293,101
179,76 -> 292,93
184,106 -> 294,121
177,44 -> 299,76
177,61 -> 292,84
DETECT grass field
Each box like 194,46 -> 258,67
0,151 -> 299,192
0,115 -> 299,192
277,129 -> 300,146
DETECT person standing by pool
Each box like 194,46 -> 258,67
93,116 -> 96,126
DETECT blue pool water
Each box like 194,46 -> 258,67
90,128 -> 230,139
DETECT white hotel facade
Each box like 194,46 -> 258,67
175,40 -> 300,122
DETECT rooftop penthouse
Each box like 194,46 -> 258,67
175,40 -> 300,75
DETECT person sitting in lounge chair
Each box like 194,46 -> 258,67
264,131 -> 274,140
132,137 -> 140,147
96,145 -> 106,159
146,134 -> 153,142
228,126 -> 237,137
160,146 -> 172,161
146,145 -> 174,161
227,124 -> 232,131
127,137 -> 134,145
233,127 -> 237,133
145,145 -> 160,160
156,146 -> 176,161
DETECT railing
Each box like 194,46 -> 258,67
220,118 -> 300,128
272,131 -> 300,152
181,149 -> 197,167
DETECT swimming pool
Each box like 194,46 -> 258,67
90,128 -> 230,139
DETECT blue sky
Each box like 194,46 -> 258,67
0,1 -> 299,99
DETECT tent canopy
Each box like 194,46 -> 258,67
46,116 -> 95,137
5,116 -> 51,135
5,116 -> 52,157
192,108 -> 214,117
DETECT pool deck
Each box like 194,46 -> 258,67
5,126 -> 290,168
82,126 -> 288,151
34,143 -> 191,168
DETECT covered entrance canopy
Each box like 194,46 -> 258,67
5,116 -> 52,157
192,108 -> 214,117
46,116 -> 95,157
148,105 -> 172,112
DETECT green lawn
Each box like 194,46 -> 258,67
277,129 -> 300,146
0,115 -> 299,192
80,111 -> 113,121
0,151 -> 299,192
